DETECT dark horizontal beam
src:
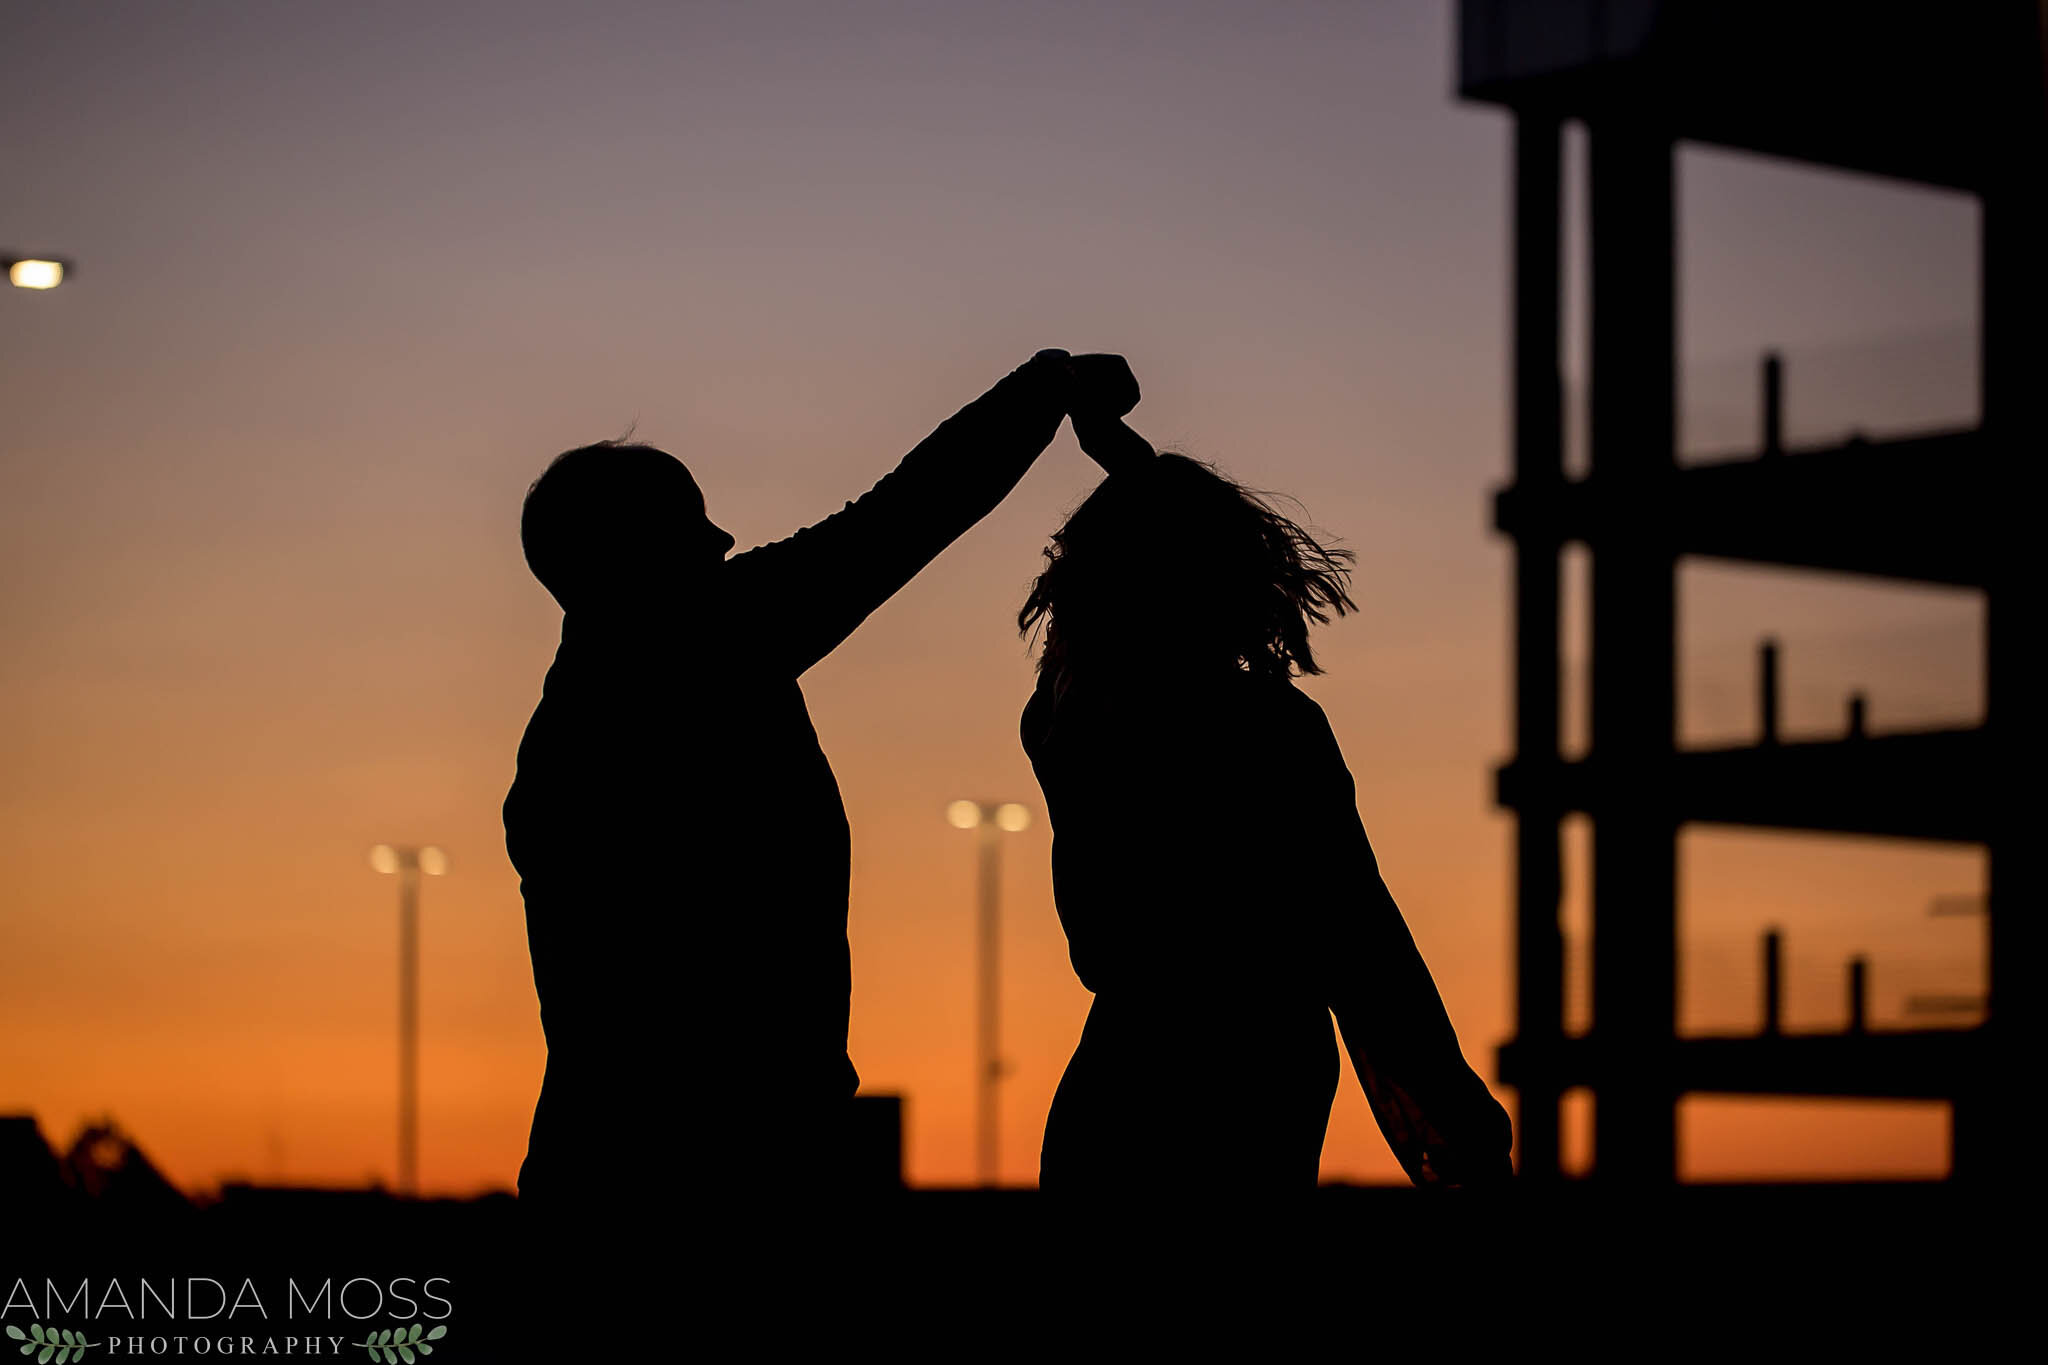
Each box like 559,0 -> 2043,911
1500,1028 -> 1984,1100
1457,0 -> 2033,193
1495,428 -> 1995,588
1498,728 -> 1989,844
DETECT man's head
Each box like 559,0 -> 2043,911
521,441 -> 737,610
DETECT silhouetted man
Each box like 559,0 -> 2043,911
504,350 -> 1116,1222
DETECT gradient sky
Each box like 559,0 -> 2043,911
1,0 -> 1988,1192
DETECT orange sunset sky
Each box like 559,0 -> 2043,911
1,0 -> 1988,1193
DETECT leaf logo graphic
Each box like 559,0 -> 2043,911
6,1323 -> 101,1363
352,1322 -> 448,1362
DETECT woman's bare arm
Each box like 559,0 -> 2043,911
1299,700 -> 1516,1187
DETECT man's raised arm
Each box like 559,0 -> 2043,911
724,350 -> 1108,677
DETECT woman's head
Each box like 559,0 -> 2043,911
1019,454 -> 1355,689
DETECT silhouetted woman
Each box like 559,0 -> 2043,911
1020,411 -> 1513,1198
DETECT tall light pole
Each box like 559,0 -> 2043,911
945,799 -> 1030,1186
368,843 -> 447,1196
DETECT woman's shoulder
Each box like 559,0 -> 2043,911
1231,670 -> 1334,729
1022,668 -> 1339,750
1239,677 -> 1355,793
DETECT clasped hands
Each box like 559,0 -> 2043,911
1031,349 -> 1157,477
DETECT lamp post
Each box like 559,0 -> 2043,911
3,255 -> 73,290
945,799 -> 1030,1187
368,843 -> 447,1196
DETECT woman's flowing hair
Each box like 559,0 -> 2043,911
1019,453 -> 1356,697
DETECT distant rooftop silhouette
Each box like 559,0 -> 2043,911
0,1112 -> 191,1216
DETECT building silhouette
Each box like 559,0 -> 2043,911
0,1112 -> 191,1216
1461,0 -> 2044,1182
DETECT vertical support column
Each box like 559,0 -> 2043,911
1760,352 -> 1783,457
1510,112 -> 1566,1183
1760,929 -> 1782,1036
1758,639 -> 1780,745
398,861 -> 420,1198
1971,24 -> 2047,1180
1587,118 -> 1678,1185
975,819 -> 1002,1187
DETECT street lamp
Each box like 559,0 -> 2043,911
368,843 -> 447,1196
4,255 -> 73,290
945,799 -> 1030,1186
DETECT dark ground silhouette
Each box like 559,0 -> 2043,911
4,1143 -> 2014,1354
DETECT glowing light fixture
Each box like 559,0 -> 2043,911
6,259 -> 66,290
